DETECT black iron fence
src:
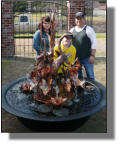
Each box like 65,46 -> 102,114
85,0 -> 93,26
13,0 -> 93,57
14,0 -> 68,57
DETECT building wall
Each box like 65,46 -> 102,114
1,1 -> 15,57
68,0 -> 85,30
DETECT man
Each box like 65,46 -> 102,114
54,32 -> 76,73
70,12 -> 97,80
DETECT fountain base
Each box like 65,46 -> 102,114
18,116 -> 90,132
2,77 -> 106,132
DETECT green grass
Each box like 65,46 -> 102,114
14,33 -> 106,38
14,33 -> 34,38
93,16 -> 106,22
14,12 -> 66,23
14,13 -> 105,23
96,33 -> 106,38
14,33 -> 65,38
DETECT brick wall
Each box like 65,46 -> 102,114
67,0 -> 85,30
1,1 -> 15,57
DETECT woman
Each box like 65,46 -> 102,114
33,16 -> 52,55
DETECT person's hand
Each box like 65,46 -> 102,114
89,56 -> 95,64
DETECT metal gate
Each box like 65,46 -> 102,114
13,0 -> 93,57
14,0 -> 68,57
85,0 -> 93,26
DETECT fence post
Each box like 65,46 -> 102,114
1,1 -> 15,57
67,1 -> 70,31
68,0 -> 85,29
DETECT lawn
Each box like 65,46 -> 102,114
96,33 -> 106,38
14,12 -> 67,23
14,33 -> 106,39
93,16 -> 106,22
14,12 -> 106,23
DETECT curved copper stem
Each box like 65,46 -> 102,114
50,12 -> 56,53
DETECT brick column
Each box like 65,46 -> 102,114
67,0 -> 85,30
1,1 -> 15,57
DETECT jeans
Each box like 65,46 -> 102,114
78,57 -> 95,80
